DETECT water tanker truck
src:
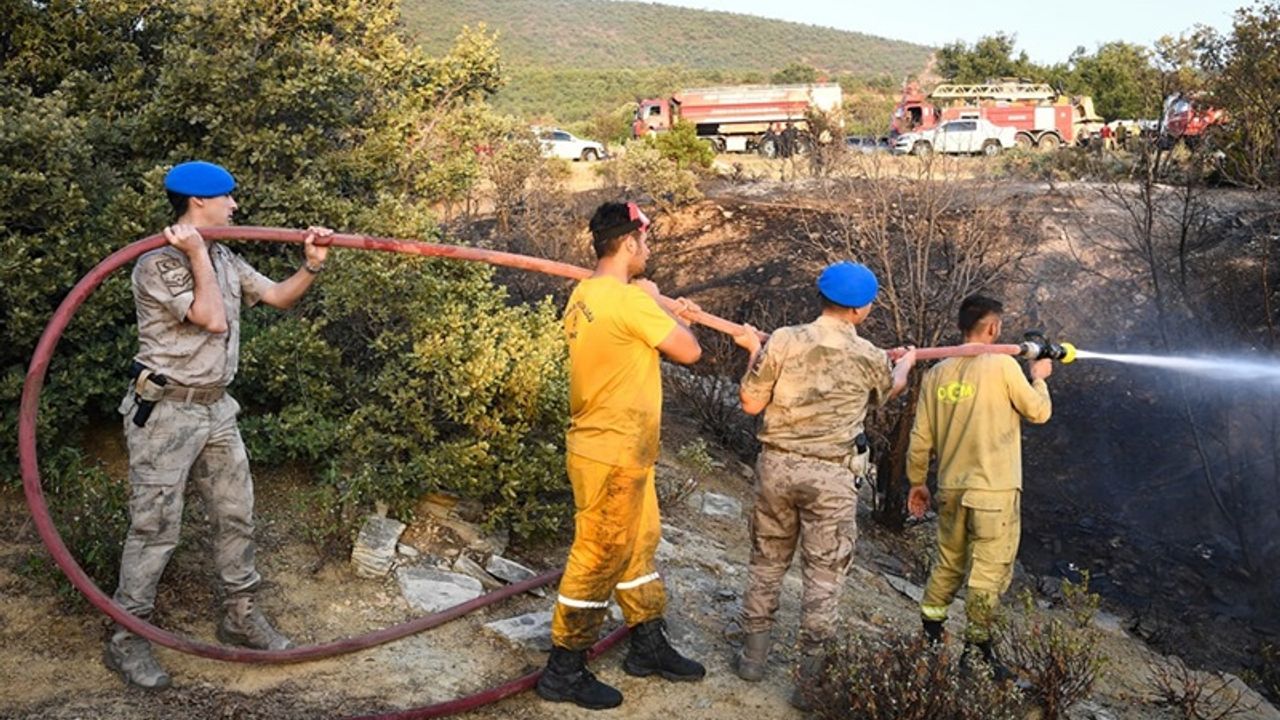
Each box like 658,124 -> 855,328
635,83 -> 843,156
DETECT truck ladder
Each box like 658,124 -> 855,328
930,83 -> 1055,101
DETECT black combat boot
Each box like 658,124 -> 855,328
790,651 -> 826,711
961,640 -> 1017,683
622,618 -> 706,681
536,646 -> 623,710
923,618 -> 946,646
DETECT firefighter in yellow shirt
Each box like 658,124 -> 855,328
907,295 -> 1052,679
536,201 -> 705,711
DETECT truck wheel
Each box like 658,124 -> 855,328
580,148 -> 599,162
1036,134 -> 1061,151
1015,133 -> 1034,150
703,137 -> 725,154
982,140 -> 1002,157
759,137 -> 778,159
911,141 -> 932,157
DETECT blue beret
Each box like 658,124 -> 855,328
817,262 -> 879,308
164,161 -> 236,197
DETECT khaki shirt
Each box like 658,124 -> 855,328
907,353 -> 1051,492
132,243 -> 273,387
741,315 -> 893,459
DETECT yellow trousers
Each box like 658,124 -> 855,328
920,489 -> 1021,642
550,453 -> 666,650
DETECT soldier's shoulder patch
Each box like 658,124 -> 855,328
153,255 -> 193,294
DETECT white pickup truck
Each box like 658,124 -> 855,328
536,127 -> 607,161
893,118 -> 1018,157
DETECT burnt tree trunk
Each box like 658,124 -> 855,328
873,382 -> 921,532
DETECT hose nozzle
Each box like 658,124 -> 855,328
1020,331 -> 1077,364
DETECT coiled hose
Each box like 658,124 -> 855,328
17,227 -> 753,718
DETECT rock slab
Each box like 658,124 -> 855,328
484,611 -> 554,651
351,516 -> 407,578
396,567 -> 484,613
701,492 -> 742,519
485,554 -> 546,597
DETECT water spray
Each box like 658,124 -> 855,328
912,332 -> 1280,387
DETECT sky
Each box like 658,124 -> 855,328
641,0 -> 1246,64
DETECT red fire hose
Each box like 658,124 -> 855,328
16,227 -> 755,718
19,227 -> 1057,717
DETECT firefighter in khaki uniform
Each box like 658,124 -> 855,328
105,161 -> 333,690
907,295 -> 1052,679
730,262 -> 917,710
536,201 -> 705,711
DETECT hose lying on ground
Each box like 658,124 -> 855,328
19,227 -> 1069,717
17,228 -> 751,718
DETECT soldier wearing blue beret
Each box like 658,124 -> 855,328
104,161 -> 334,689
729,262 -> 917,709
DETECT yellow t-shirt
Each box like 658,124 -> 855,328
563,276 -> 676,468
907,353 -> 1051,492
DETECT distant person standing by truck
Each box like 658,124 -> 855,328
780,121 -> 798,158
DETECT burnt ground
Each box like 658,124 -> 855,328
3,174 -> 1279,718
6,413 -> 1274,720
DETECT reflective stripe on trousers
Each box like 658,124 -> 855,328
551,453 -> 666,650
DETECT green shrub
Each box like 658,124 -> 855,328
1,3 -> 571,570
676,439 -> 716,477
239,253 -> 572,541
26,448 -> 131,598
999,580 -> 1108,719
653,121 -> 715,170
597,141 -> 702,211
811,630 -> 1023,720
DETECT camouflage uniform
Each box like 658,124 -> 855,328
114,243 -> 273,619
738,315 -> 893,647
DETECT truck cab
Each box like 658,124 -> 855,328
635,99 -> 672,137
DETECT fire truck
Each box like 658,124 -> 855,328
1159,93 -> 1227,148
634,84 -> 843,156
890,81 -> 1105,150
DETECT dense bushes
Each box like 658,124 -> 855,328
1,1 -> 574,585
238,254 -> 570,541
811,631 -> 1023,720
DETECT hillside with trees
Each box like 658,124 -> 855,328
399,0 -> 932,123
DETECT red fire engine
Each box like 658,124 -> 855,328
891,82 -> 1105,150
1160,93 -> 1227,147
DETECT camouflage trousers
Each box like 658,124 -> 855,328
920,489 -> 1021,642
551,453 -> 666,651
114,389 -> 260,617
741,447 -> 859,647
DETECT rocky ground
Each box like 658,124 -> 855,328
3,174 -> 1278,719
2,411 -> 1277,719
